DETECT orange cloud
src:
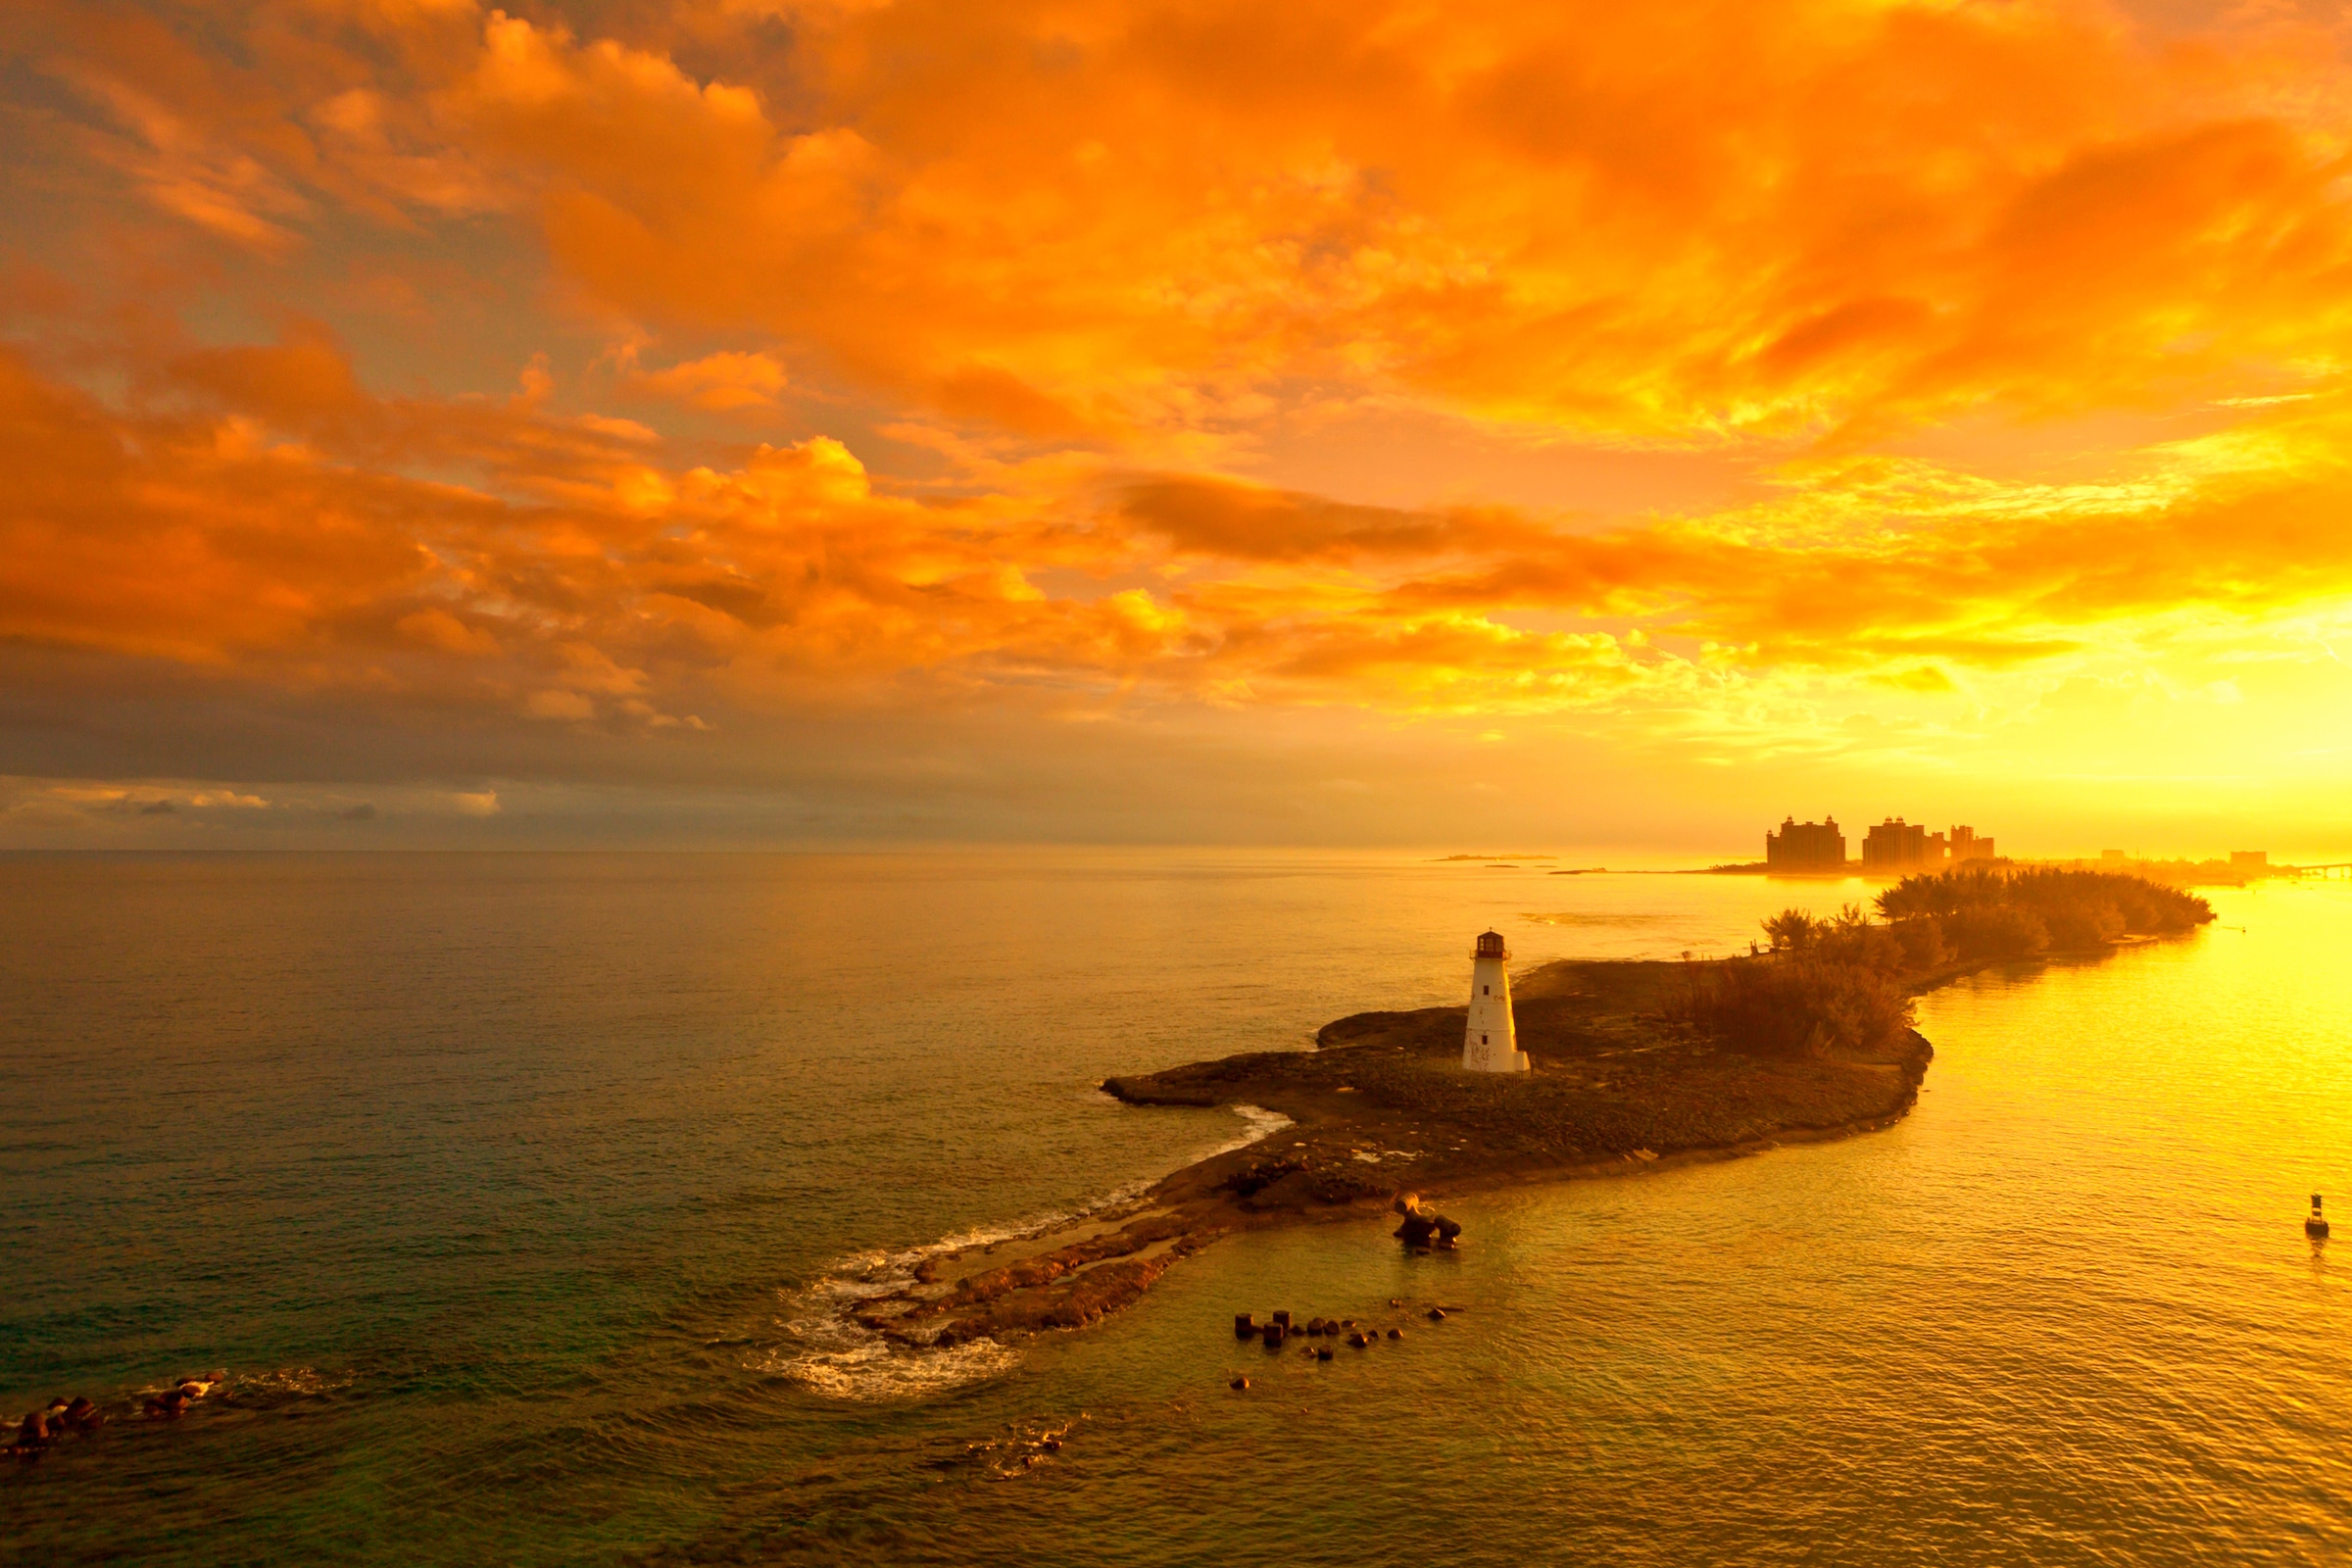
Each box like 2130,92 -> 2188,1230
26,0 -> 2352,448
12,0 -> 2352,846
625,349 -> 789,411
12,318 -> 2352,743
452,1 -> 2352,445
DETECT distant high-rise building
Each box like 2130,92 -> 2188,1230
1766,815 -> 1846,872
2230,851 -> 2268,870
1948,825 -> 1996,862
1862,817 -> 1941,873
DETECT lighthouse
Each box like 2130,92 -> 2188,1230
1463,930 -> 1529,1072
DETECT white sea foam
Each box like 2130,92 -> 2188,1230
760,1102 -> 1292,1401
1208,1102 -> 1294,1157
229,1366 -> 351,1398
755,1325 -> 1024,1401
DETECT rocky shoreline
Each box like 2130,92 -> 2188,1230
842,956 -> 1934,1351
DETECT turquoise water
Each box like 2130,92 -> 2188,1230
4,853 -> 2348,1562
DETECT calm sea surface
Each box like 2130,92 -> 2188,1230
4,851 -> 2348,1564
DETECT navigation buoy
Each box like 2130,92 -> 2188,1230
2308,1194 -> 2329,1239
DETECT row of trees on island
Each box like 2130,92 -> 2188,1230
1675,867 -> 2216,1059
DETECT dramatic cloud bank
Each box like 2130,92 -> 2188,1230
5,0 -> 2352,850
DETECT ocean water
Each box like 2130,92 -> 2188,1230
3,851 -> 2348,1564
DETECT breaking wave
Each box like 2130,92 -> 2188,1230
756,1102 -> 1292,1401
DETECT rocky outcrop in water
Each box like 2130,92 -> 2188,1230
848,957 -> 1935,1354
8,1379 -> 218,1461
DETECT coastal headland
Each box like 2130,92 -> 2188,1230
855,957 -> 1933,1352
851,867 -> 2211,1355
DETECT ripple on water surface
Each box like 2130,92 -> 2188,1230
4,854 -> 2351,1565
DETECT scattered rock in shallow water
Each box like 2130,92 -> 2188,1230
1390,1298 -> 1403,1306
1387,1328 -> 1404,1340
1041,1438 -> 1062,1452
1427,1307 -> 1447,1321
1231,1376 -> 1250,1391
1315,1347 -> 1334,1361
18,1401 -> 106,1454
1348,1332 -> 1370,1348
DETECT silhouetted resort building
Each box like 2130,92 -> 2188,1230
1862,817 -> 1936,872
1861,817 -> 1996,873
1766,816 -> 1846,872
1948,825 -> 1996,863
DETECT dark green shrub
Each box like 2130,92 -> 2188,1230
1942,904 -> 2047,961
1695,867 -> 2207,1060
1878,866 -> 2211,938
2041,899 -> 2127,950
1889,917 -> 1948,971
1674,952 -> 1916,1058
1762,909 -> 1827,951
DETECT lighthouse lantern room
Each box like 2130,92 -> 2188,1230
1463,930 -> 1530,1073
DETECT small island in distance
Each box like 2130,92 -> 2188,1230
845,866 -> 2213,1351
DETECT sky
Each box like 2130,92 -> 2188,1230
6,0 -> 2352,855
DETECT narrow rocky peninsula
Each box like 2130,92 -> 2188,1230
856,956 -> 1931,1351
853,868 -> 2212,1352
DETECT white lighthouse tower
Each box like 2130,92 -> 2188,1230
1463,930 -> 1529,1073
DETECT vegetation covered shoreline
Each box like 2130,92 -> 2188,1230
847,870 -> 2209,1351
1679,866 -> 2215,1058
